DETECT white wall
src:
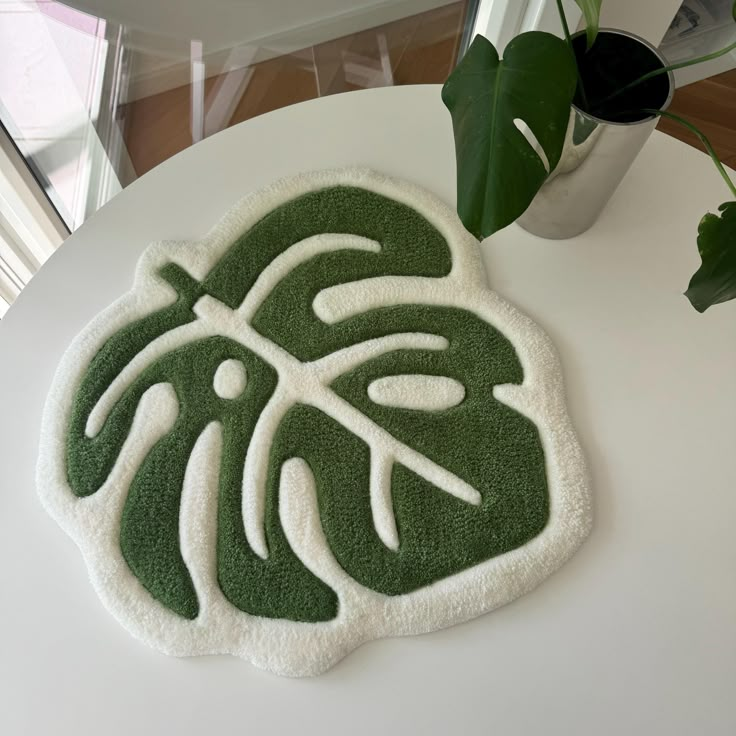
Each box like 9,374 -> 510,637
598,0 -> 683,44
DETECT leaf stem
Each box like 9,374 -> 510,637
555,0 -> 590,111
555,0 -> 573,46
645,108 -> 736,199
598,39 -> 736,107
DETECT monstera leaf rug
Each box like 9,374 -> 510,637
37,169 -> 592,677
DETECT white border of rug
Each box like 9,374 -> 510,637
37,168 -> 592,677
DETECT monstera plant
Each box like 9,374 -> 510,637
442,0 -> 736,312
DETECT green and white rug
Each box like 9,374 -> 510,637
37,169 -> 591,677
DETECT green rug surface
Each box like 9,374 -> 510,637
37,168 -> 591,676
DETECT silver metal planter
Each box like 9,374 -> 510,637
517,29 -> 675,240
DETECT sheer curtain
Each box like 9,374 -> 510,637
0,126 -> 66,318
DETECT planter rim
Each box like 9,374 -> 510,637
570,27 -> 675,127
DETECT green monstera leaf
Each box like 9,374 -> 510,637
685,202 -> 736,312
39,171 -> 591,676
442,32 -> 577,239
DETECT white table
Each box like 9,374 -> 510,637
1,85 -> 734,735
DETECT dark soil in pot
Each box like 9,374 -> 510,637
572,30 -> 672,123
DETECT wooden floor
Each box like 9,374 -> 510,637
122,2 -> 468,177
121,5 -> 736,179
657,69 -> 736,170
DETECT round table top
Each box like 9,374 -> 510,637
1,85 -> 734,735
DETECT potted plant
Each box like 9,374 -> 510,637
442,0 -> 736,313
